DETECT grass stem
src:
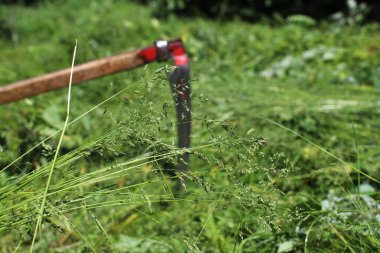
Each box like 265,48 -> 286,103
29,39 -> 77,253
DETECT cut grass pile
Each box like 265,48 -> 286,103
0,1 -> 379,252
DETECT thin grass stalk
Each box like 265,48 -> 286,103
30,40 -> 77,252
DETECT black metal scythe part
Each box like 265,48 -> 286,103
169,64 -> 191,172
139,39 -> 191,172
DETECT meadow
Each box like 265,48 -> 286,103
0,1 -> 379,252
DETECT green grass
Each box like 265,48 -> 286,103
0,1 -> 379,252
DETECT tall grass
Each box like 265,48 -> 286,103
30,39 -> 77,253
0,61 -> 271,252
0,1 -> 379,252
1,82 -> 379,251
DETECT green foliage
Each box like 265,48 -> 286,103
141,0 -> 379,22
0,0 -> 379,252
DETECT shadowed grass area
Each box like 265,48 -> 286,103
0,1 -> 379,252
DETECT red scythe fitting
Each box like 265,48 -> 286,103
138,38 -> 189,66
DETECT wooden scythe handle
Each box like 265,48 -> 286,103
0,49 -> 145,105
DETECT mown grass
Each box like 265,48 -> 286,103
0,0 -> 379,252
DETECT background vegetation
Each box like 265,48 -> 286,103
0,0 -> 379,252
